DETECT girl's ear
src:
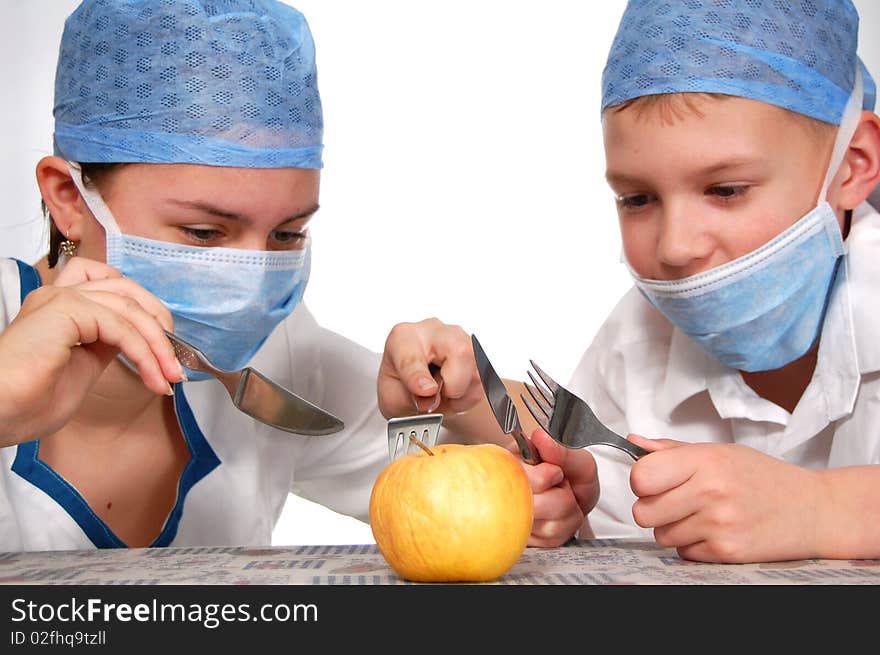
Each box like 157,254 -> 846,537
838,111 -> 880,211
35,156 -> 88,240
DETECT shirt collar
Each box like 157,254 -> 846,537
656,328 -> 792,424
654,327 -> 713,418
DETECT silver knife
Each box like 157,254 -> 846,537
471,334 -> 542,465
231,366 -> 345,436
123,331 -> 345,436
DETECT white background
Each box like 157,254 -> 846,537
2,1 -> 879,545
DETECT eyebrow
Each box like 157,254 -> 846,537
167,200 -> 320,225
606,157 -> 764,186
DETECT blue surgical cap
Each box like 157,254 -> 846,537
601,0 -> 876,125
53,0 -> 323,168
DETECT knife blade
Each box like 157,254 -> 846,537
234,367 -> 345,436
122,332 -> 346,437
471,334 -> 542,465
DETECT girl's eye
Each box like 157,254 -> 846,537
707,185 -> 749,200
180,226 -> 223,243
272,228 -> 309,248
616,193 -> 654,209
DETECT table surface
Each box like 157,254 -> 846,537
2,539 -> 879,585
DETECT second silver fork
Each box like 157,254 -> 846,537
521,360 -> 649,461
387,364 -> 445,461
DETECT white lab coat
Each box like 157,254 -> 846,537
0,258 -> 389,551
568,201 -> 880,539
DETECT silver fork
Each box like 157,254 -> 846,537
386,364 -> 444,460
520,360 -> 649,460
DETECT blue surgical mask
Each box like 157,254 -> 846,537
627,70 -> 864,373
68,162 -> 310,380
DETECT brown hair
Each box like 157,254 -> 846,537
46,162 -> 123,268
608,92 -> 836,143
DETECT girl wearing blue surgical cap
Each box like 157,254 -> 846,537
378,0 -> 880,562
0,0 -> 392,550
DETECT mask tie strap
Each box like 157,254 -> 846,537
820,67 -> 864,202
820,69 -> 863,416
67,161 -> 127,268
66,161 -> 122,236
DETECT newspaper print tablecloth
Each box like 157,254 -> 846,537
1,539 -> 878,585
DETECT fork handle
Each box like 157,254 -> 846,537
608,437 -> 651,461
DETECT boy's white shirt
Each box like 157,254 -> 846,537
570,201 -> 880,539
0,265 -> 389,552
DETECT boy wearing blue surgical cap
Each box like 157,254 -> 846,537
378,0 -> 880,562
0,0 -> 392,550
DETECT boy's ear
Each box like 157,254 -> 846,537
35,156 -> 88,241
838,111 -> 880,211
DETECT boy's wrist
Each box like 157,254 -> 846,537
809,466 -> 880,560
808,468 -> 836,559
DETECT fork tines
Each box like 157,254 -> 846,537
387,414 -> 443,461
528,360 -> 560,394
521,359 -> 561,431
520,391 -> 548,433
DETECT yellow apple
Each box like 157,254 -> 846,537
369,442 -> 533,583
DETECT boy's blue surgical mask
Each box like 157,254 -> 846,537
627,70 -> 864,373
68,162 -> 310,380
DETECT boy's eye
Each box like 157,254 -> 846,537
707,185 -> 749,199
616,193 -> 654,209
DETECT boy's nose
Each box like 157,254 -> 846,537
655,203 -> 715,273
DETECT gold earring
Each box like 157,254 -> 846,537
57,230 -> 78,269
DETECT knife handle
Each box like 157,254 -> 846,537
512,428 -> 543,465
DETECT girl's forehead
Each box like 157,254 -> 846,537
103,164 -> 320,213
109,163 -> 319,184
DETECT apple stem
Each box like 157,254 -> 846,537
409,433 -> 435,456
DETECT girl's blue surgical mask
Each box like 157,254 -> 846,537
627,70 -> 864,373
68,162 -> 310,380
